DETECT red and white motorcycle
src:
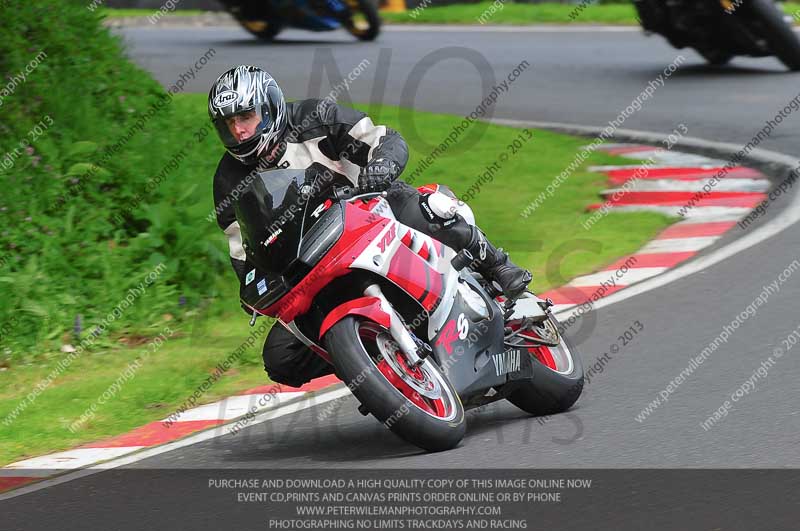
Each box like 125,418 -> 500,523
237,165 -> 584,452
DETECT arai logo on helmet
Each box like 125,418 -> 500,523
213,90 -> 238,109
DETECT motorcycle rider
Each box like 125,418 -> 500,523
209,65 -> 531,388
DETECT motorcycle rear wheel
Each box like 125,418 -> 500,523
324,317 -> 465,452
747,0 -> 800,71
503,313 -> 584,416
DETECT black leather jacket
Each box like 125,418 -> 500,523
211,98 -> 409,289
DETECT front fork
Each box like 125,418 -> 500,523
364,284 -> 431,368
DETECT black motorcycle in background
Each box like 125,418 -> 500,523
634,0 -> 800,70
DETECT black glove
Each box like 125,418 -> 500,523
358,158 -> 399,193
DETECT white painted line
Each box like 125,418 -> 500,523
587,163 -> 726,172
616,150 -> 727,166
568,267 -> 667,287
667,218 -> 736,228
163,392 -> 306,422
4,447 -> 145,471
602,179 -> 770,193
599,204 -> 750,220
607,150 -> 663,160
639,237 -> 720,254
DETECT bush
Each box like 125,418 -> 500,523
0,1 -> 229,365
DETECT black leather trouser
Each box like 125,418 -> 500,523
262,323 -> 335,388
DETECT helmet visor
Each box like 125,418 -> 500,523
212,103 -> 274,149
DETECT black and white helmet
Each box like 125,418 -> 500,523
208,65 -> 287,165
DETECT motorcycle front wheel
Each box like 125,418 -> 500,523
746,0 -> 800,71
343,0 -> 381,41
325,317 -> 465,452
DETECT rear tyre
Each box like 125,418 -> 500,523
747,0 -> 800,71
503,314 -> 584,416
343,0 -> 381,41
324,317 -> 465,452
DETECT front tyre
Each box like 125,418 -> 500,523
504,313 -> 584,416
747,0 -> 800,71
324,317 -> 465,452
343,0 -> 381,41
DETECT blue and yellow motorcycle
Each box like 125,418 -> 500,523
220,0 -> 381,41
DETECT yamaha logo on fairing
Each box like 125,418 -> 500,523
492,349 -> 521,376
265,228 -> 282,246
213,90 -> 238,108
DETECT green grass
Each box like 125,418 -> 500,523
0,311 -> 273,466
0,93 -> 674,466
384,1 -> 800,25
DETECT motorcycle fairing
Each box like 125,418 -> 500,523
425,274 -> 534,396
260,199 -> 389,322
347,213 -> 464,339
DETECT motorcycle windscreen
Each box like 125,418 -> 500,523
234,168 -> 314,276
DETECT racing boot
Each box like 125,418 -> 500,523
464,226 -> 532,301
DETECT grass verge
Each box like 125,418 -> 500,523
0,93 -> 674,467
383,2 -> 800,25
